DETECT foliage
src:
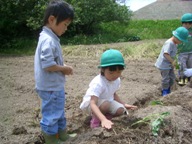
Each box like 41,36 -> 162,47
0,0 -> 132,34
0,0 -> 181,55
175,54 -> 180,70
67,0 -> 132,34
62,19 -> 180,45
0,0 -> 47,49
26,0 -> 48,30
0,0 -> 132,50
0,0 -> 46,32
151,112 -> 170,136
131,112 -> 170,136
61,21 -> 139,45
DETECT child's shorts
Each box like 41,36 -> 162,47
87,99 -> 127,115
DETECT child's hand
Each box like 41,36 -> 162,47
101,119 -> 114,129
171,61 -> 175,68
184,68 -> 192,77
124,104 -> 138,110
62,65 -> 73,75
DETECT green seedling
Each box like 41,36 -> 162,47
131,112 -> 170,136
149,100 -> 164,106
175,55 -> 180,70
151,112 -> 170,136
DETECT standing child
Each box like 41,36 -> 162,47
155,27 -> 189,96
177,13 -> 192,86
34,0 -> 75,143
80,49 -> 137,129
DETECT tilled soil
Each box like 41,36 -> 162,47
0,40 -> 192,144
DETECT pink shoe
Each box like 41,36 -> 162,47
105,113 -> 113,120
90,116 -> 100,128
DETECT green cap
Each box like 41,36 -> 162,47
181,13 -> 192,22
172,27 -> 189,43
98,49 -> 125,68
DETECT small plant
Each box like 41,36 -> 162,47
151,112 -> 170,136
175,54 -> 180,70
131,112 -> 170,136
149,100 -> 164,106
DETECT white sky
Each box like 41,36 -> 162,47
117,0 -> 157,12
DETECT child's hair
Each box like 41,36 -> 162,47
101,65 -> 124,76
182,21 -> 192,24
43,0 -> 74,25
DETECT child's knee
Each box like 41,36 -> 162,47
115,107 -> 124,116
99,101 -> 110,113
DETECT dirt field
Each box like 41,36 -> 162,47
1,40 -> 192,144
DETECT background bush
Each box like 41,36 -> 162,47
0,0 -> 131,50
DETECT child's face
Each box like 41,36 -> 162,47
189,23 -> 192,29
48,16 -> 71,36
104,68 -> 123,81
185,23 -> 192,29
172,37 -> 182,45
175,38 -> 182,44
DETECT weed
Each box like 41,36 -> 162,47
131,112 -> 170,136
149,100 -> 164,106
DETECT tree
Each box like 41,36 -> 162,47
0,0 -> 132,48
67,0 -> 132,34
0,0 -> 47,48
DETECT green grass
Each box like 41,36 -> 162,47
127,19 -> 180,40
0,38 -> 37,55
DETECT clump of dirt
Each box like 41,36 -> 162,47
0,41 -> 192,144
12,126 -> 27,135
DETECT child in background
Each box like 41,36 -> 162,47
155,27 -> 189,96
184,67 -> 192,87
34,0 -> 75,143
177,13 -> 192,86
80,49 -> 137,129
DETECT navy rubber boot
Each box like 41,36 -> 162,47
162,89 -> 169,96
167,87 -> 171,94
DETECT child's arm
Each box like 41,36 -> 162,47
45,64 -> 73,75
164,53 -> 175,68
184,68 -> 192,77
114,93 -> 137,110
90,96 -> 114,129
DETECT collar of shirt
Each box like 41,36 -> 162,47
100,74 -> 115,84
43,26 -> 60,42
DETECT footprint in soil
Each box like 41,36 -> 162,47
12,126 -> 28,135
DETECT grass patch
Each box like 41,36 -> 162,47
0,38 -> 37,56
62,39 -> 164,59
127,19 -> 180,40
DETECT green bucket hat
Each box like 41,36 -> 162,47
181,13 -> 192,22
98,49 -> 125,68
172,27 -> 189,43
